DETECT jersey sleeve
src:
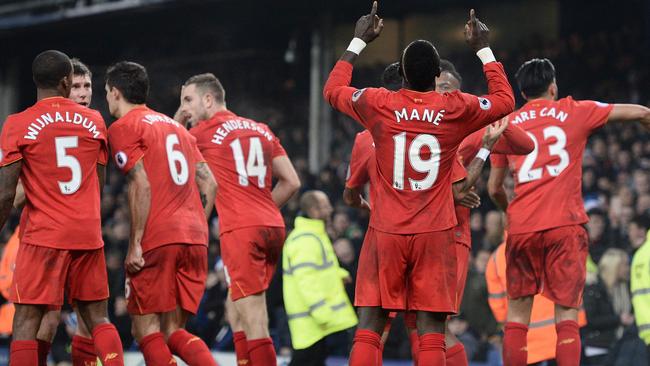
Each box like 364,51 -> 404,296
458,127 -> 485,163
492,122 -> 535,155
95,114 -> 109,165
323,60 -> 388,130
272,135 -> 288,158
107,121 -> 145,174
451,154 -> 467,183
449,62 -> 515,136
0,117 -> 23,167
346,134 -> 372,189
490,153 -> 508,168
571,98 -> 614,132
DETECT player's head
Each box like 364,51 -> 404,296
180,73 -> 226,127
105,61 -> 149,118
32,50 -> 73,97
515,58 -> 558,101
69,58 -> 92,107
399,40 -> 441,92
435,59 -> 462,93
300,190 -> 333,222
382,62 -> 402,91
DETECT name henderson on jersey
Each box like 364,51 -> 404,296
23,111 -> 101,140
211,118 -> 274,145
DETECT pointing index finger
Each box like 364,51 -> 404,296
470,9 -> 476,23
371,1 -> 378,17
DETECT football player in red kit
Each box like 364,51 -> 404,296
489,58 -> 650,366
106,61 -> 218,366
0,50 -> 124,366
324,3 -> 515,365
179,73 -> 300,366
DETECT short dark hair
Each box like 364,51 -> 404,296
515,58 -> 556,99
105,61 -> 149,104
299,190 -> 322,214
71,58 -> 92,78
32,50 -> 72,89
439,59 -> 462,86
184,73 -> 225,104
400,40 -> 441,92
381,62 -> 402,91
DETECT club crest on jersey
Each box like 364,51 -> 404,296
478,97 -> 491,110
115,151 -> 128,169
352,88 -> 366,102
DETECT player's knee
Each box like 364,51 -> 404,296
12,305 -> 46,340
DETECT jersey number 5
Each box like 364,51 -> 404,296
55,136 -> 81,195
230,137 -> 266,188
392,133 -> 441,191
518,126 -> 570,183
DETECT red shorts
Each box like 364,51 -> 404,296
9,243 -> 108,306
455,242 -> 471,304
221,226 -> 285,301
126,244 -> 207,315
355,227 -> 457,313
506,225 -> 588,308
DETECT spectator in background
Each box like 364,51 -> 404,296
582,248 -> 634,365
629,215 -> 650,253
481,211 -> 504,251
632,229 -> 650,365
282,191 -> 357,365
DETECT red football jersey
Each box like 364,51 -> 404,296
324,60 -> 514,234
502,97 -> 613,234
346,130 -> 374,189
0,97 -> 107,249
108,106 -> 208,252
189,110 -> 286,235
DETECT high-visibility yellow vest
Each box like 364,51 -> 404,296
631,231 -> 650,345
282,217 -> 358,350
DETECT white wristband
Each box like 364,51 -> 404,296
476,47 -> 496,65
476,148 -> 491,161
347,38 -> 367,55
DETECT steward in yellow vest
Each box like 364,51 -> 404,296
631,230 -> 650,360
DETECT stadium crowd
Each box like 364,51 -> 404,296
1,24 -> 649,366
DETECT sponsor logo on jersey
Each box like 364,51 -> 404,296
352,88 -> 366,102
478,97 -> 492,110
115,151 -> 128,169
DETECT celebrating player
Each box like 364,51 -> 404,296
324,3 -> 515,364
488,58 -> 650,366
179,72 -> 300,366
0,50 -> 124,366
106,61 -> 218,366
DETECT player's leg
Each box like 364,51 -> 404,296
544,225 -> 588,366
165,244 -> 216,366
409,230 -> 457,366
69,248 -> 123,366
71,306 -> 97,366
11,304 -> 46,365
35,308 -> 60,365
503,231 -> 544,366
225,292 -> 250,365
445,242 -> 472,366
349,306 -> 389,366
129,313 -> 176,366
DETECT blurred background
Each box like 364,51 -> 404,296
0,0 -> 649,365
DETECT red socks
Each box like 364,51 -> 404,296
419,333 -> 446,365
248,337 -> 276,366
37,340 -> 51,366
91,323 -> 124,366
446,343 -> 468,366
503,322 -> 528,366
349,329 -> 382,366
233,331 -> 251,365
168,329 -> 217,366
139,332 -> 176,366
10,340 -> 38,366
72,336 -> 97,366
409,330 -> 420,365
556,320 -> 581,366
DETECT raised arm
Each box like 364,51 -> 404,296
607,104 -> 650,127
125,161 -> 150,274
272,155 -> 301,208
0,162 -> 21,230
492,120 -> 534,155
195,162 -> 217,219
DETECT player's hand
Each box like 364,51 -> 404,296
354,1 -> 384,43
125,245 -> 145,274
459,189 -> 481,209
464,9 -> 490,52
482,117 -> 509,150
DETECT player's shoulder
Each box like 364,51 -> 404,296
354,129 -> 373,145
